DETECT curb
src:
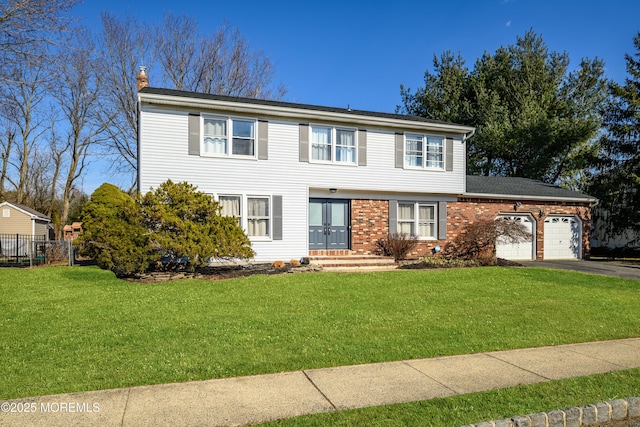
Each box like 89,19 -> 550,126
460,397 -> 640,427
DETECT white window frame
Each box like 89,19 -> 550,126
309,124 -> 357,165
397,202 -> 437,239
404,134 -> 444,170
201,114 -> 257,159
215,194 -> 273,241
218,194 -> 242,226
247,195 -> 271,240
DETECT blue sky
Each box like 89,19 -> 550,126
73,0 -> 640,191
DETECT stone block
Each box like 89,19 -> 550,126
582,404 -> 597,425
629,397 -> 640,419
564,406 -> 582,427
512,415 -> 531,427
529,412 -> 548,427
609,399 -> 628,421
494,419 -> 513,427
547,410 -> 565,427
595,401 -> 611,423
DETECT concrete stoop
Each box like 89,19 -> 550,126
309,255 -> 397,272
461,397 -> 640,427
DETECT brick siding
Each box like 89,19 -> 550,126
348,197 -> 592,260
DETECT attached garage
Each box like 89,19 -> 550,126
543,215 -> 582,259
495,214 -> 535,260
464,176 -> 597,261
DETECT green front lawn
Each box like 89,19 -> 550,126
1,266 -> 639,399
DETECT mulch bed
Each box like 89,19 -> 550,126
129,262 -> 323,283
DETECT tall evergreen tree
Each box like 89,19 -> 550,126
589,32 -> 640,241
400,30 -> 607,186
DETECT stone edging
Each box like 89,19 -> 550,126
460,397 -> 640,427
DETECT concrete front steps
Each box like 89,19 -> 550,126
308,254 -> 397,272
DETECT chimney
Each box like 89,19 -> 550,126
136,66 -> 149,91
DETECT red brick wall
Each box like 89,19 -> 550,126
351,199 -> 389,254
451,198 -> 592,260
348,197 -> 592,260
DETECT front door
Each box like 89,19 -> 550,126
309,199 -> 349,250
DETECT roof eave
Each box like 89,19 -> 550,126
138,92 -> 476,134
462,192 -> 597,204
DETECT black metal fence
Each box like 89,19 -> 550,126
0,234 -> 74,267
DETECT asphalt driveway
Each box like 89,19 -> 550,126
519,260 -> 640,280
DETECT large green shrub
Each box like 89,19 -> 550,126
79,180 -> 255,277
77,183 -> 151,277
141,180 -> 254,267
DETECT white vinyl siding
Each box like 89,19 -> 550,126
139,106 -> 468,260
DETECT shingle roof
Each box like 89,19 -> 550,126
139,87 -> 470,128
465,175 -> 595,201
0,201 -> 50,221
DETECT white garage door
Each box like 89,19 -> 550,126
544,216 -> 581,259
495,215 -> 535,260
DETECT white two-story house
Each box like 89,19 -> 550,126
137,85 -> 596,262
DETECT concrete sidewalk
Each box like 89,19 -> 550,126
1,338 -> 639,427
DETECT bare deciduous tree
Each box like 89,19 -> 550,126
155,15 -> 285,99
0,122 -> 16,200
0,52 -> 50,204
95,12 -> 149,182
0,0 -> 79,82
95,13 -> 286,187
442,219 -> 532,260
52,27 -> 103,228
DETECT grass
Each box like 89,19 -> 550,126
1,266 -> 639,400
261,368 -> 640,426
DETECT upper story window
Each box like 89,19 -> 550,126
310,125 -> 356,164
405,134 -> 444,169
202,115 -> 256,157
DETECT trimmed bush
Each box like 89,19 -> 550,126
376,232 -> 419,261
141,180 -> 254,269
80,180 -> 255,277
77,183 -> 151,277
